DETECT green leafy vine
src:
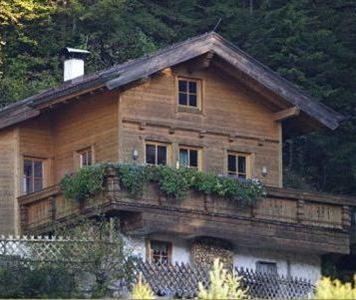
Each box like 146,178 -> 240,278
60,164 -> 265,206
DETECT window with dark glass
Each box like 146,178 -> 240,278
23,158 -> 43,194
178,78 -> 199,108
256,261 -> 278,275
145,143 -> 167,165
78,147 -> 93,168
179,147 -> 199,169
227,153 -> 249,179
149,240 -> 172,265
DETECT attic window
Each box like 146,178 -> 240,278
178,78 -> 201,108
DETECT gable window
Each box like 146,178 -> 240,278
78,147 -> 93,168
256,261 -> 278,275
227,152 -> 251,179
179,147 -> 199,169
148,240 -> 172,265
23,158 -> 43,194
145,142 -> 168,166
178,78 -> 200,108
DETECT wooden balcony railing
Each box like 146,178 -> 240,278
18,167 -> 354,254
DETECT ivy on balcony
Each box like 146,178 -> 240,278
60,164 -> 265,206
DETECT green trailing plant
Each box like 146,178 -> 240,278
60,164 -> 265,206
60,164 -> 106,202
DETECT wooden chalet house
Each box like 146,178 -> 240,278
0,32 -> 354,283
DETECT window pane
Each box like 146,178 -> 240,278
189,81 -> 197,93
151,240 -> 170,265
34,178 -> 43,192
24,160 -> 32,177
81,153 -> 87,166
87,151 -> 92,165
157,146 -> 167,165
189,94 -> 197,107
146,144 -> 156,164
190,150 -> 198,167
238,156 -> 246,174
34,161 -> 43,177
26,176 -> 33,194
178,80 -> 187,92
228,155 -> 236,173
179,149 -> 189,167
179,93 -> 187,105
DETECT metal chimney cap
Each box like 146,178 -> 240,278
59,47 -> 90,60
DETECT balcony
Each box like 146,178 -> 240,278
18,167 -> 353,254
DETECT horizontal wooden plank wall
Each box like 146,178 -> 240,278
119,64 -> 281,187
52,91 -> 119,182
0,129 -> 17,234
19,115 -> 55,190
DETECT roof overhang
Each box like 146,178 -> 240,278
0,32 -> 345,133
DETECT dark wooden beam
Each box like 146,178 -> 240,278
188,52 -> 214,73
273,107 -> 300,121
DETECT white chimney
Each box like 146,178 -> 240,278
59,47 -> 90,81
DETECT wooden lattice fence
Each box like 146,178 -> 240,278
0,235 -> 315,299
130,260 -> 314,299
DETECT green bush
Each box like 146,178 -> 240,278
0,261 -> 76,298
60,164 -> 265,206
60,164 -> 106,202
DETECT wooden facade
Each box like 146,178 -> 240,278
0,33 -> 353,258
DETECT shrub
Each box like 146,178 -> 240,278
0,261 -> 76,298
60,164 -> 106,202
198,258 -> 248,299
314,276 -> 356,299
131,273 -> 155,299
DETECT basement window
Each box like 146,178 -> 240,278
178,78 -> 201,108
227,152 -> 251,179
23,158 -> 43,194
256,261 -> 278,275
179,147 -> 200,169
145,142 -> 168,166
148,240 -> 172,265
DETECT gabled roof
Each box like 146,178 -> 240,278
0,32 -> 345,131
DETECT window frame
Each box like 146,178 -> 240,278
23,157 -> 44,194
146,239 -> 172,265
178,146 -> 201,170
177,77 -> 202,110
227,152 -> 252,179
145,141 -> 170,166
256,261 -> 278,275
78,147 -> 93,168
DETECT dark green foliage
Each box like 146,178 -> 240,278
60,164 -> 106,202
0,261 -> 76,298
60,164 -> 265,206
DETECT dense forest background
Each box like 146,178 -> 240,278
1,0 -> 355,195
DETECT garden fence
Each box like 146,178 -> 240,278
0,235 -> 314,299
